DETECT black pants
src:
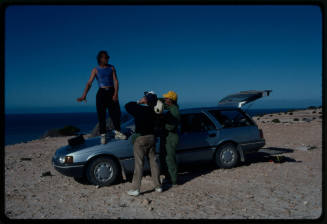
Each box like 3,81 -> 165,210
159,132 -> 169,174
96,88 -> 121,134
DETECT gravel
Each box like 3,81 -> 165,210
4,109 -> 322,219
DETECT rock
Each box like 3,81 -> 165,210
295,145 -> 310,151
245,194 -> 254,199
296,145 -> 317,151
302,118 -> 312,122
148,206 -> 153,211
142,198 -> 151,206
119,203 -> 127,208
303,201 -> 308,206
308,146 -> 317,150
42,129 -> 62,138
42,125 -> 80,138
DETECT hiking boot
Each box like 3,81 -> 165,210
155,187 -> 163,193
114,130 -> 127,140
100,134 -> 107,144
127,189 -> 140,196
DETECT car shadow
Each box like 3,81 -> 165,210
121,163 -> 216,190
175,163 -> 216,185
163,147 -> 301,187
74,147 -> 301,187
74,173 -> 125,186
242,147 -> 301,166
258,147 -> 294,155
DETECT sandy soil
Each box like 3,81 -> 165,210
4,108 -> 323,219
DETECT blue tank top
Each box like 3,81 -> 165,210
96,66 -> 114,88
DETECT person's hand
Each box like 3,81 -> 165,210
137,97 -> 146,104
112,94 -> 118,102
77,96 -> 87,102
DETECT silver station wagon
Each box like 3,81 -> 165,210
52,90 -> 271,186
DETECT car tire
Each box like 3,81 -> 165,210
86,157 -> 120,186
214,143 -> 239,169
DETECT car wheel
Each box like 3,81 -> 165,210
215,143 -> 239,168
86,157 -> 120,186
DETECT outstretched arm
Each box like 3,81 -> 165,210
125,97 -> 146,116
77,68 -> 97,102
112,66 -> 119,101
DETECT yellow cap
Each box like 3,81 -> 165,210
163,91 -> 178,102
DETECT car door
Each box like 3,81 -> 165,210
177,112 -> 219,164
218,90 -> 272,108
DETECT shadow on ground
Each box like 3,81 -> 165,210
73,147 -> 301,186
243,147 -> 301,166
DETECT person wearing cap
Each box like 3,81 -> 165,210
125,91 -> 163,196
159,91 -> 181,186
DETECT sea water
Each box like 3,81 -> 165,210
4,108 -> 297,146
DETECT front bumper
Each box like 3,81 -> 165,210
52,159 -> 85,178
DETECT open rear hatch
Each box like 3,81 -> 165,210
218,90 -> 272,108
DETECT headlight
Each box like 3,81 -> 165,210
58,156 -> 74,164
59,156 -> 65,164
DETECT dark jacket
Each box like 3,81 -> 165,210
125,102 -> 156,136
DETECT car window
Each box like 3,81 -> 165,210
209,110 -> 254,128
180,113 -> 216,133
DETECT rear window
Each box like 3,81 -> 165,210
209,110 -> 254,128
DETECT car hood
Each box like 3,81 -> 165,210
55,136 -> 132,159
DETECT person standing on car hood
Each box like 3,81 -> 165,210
77,50 -> 127,144
125,91 -> 163,196
160,91 -> 180,186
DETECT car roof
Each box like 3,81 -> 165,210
180,106 -> 240,114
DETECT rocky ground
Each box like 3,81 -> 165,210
4,108 -> 323,219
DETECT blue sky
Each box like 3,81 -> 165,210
5,5 -> 322,113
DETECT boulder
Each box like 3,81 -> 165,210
296,145 -> 309,151
295,144 -> 316,151
42,125 -> 80,137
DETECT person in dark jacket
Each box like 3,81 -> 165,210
125,91 -> 163,196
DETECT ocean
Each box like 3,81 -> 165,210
4,108 -> 299,146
